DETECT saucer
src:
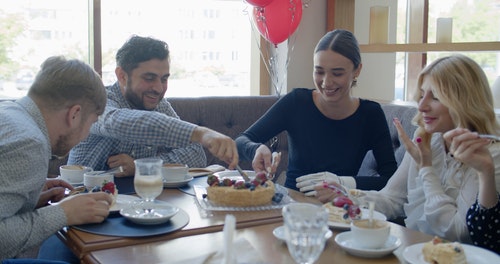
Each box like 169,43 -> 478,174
272,225 -> 333,242
109,194 -> 141,214
163,175 -> 194,188
120,200 -> 179,225
334,231 -> 401,258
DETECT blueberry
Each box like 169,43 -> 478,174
271,193 -> 284,203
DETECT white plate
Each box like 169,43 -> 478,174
213,170 -> 256,179
403,242 -> 500,264
335,231 -> 401,258
327,208 -> 387,230
273,225 -> 333,242
120,201 -> 179,225
163,175 -> 194,188
109,194 -> 140,213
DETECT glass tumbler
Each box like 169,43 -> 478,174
282,203 -> 329,264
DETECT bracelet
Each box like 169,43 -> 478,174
322,181 -> 347,196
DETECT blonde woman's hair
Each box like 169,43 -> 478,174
412,54 -> 499,134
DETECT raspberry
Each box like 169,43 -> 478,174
207,175 -> 219,186
222,178 -> 233,186
233,180 -> 246,189
255,172 -> 267,184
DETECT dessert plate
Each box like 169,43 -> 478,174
403,242 -> 500,264
327,208 -> 387,230
273,225 -> 333,242
109,194 -> 140,213
120,200 -> 179,225
163,175 -> 194,188
335,231 -> 401,258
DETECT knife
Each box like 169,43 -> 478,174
235,165 -> 251,182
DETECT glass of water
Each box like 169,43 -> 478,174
282,203 -> 329,264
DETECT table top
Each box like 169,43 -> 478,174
83,221 -> 433,264
58,175 -> 433,263
57,176 -> 318,259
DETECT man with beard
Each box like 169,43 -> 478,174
68,35 -> 238,176
0,56 -> 113,260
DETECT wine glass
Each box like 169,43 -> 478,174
133,158 -> 163,217
282,203 -> 329,264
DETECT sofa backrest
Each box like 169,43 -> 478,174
357,102 -> 418,176
47,97 -> 417,180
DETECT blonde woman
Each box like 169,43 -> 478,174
316,54 -> 500,245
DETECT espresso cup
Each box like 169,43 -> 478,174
161,163 -> 189,182
350,219 -> 390,249
84,171 -> 114,190
59,165 -> 92,184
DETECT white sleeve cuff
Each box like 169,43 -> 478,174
340,176 -> 356,189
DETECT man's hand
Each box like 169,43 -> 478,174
59,192 -> 112,225
36,178 -> 74,208
107,153 -> 135,177
192,126 -> 239,169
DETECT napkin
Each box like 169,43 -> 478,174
172,215 -> 265,264
223,214 -> 236,264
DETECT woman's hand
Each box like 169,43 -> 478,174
252,144 -> 272,173
394,118 -> 432,167
443,128 -> 493,174
314,181 -> 346,203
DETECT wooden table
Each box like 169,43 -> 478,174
58,176 -> 434,263
83,221 -> 433,264
57,177 -> 319,260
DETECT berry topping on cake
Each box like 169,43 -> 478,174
90,180 -> 118,205
323,196 -> 362,223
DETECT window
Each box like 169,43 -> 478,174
0,0 -> 253,99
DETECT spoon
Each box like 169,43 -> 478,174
368,201 -> 375,228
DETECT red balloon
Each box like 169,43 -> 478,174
252,0 -> 303,45
245,0 -> 274,7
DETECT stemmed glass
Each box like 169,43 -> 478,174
133,158 -> 163,217
282,203 -> 329,264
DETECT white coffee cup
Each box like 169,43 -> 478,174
350,219 -> 390,249
161,163 -> 189,182
59,165 -> 92,184
84,171 -> 114,190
